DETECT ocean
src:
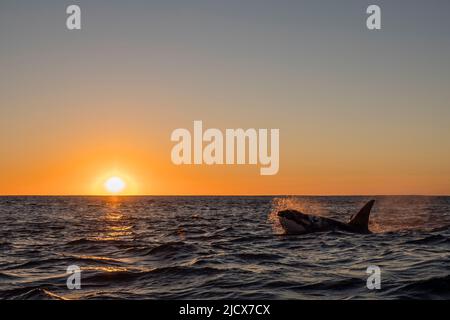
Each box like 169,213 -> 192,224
0,196 -> 449,300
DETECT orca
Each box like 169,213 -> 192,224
277,200 -> 375,235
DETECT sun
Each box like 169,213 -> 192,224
104,176 -> 126,194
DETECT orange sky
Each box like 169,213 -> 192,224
1,125 -> 449,195
1,2 -> 450,195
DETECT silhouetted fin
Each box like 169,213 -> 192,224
348,200 -> 375,232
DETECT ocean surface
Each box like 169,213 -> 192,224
0,196 -> 449,300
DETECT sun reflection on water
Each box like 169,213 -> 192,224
94,197 -> 134,241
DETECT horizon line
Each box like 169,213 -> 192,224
0,194 -> 449,197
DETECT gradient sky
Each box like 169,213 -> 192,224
1,0 -> 450,195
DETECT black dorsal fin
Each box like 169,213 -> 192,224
348,200 -> 375,231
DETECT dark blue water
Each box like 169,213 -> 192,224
0,196 -> 449,299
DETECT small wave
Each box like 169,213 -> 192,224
0,241 -> 12,251
62,254 -> 125,265
149,241 -> 195,255
64,238 -> 133,252
429,225 -> 450,232
4,258 -> 64,270
234,252 -> 282,261
4,254 -> 124,270
397,274 -> 450,298
125,241 -> 197,258
405,234 -> 450,245
1,287 -> 68,300
65,238 -> 100,245
82,269 -> 145,283
184,227 -> 236,240
0,271 -> 20,280
65,238 -> 127,246
229,235 -> 276,244
81,265 -> 223,284
295,277 -> 363,291
148,265 -> 224,278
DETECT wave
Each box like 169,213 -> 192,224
0,271 -> 20,280
1,287 -> 68,300
234,252 -> 282,261
124,241 -> 198,258
404,234 -> 450,245
293,277 -> 363,291
65,238 -> 130,246
81,265 -> 223,284
396,274 -> 450,299
4,254 -> 124,270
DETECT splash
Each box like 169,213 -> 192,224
369,196 -> 444,233
268,197 -> 330,234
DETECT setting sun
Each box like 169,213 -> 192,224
104,176 -> 126,194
